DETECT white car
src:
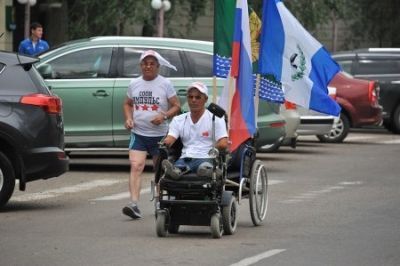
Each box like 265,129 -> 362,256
259,101 -> 300,152
296,87 -> 338,138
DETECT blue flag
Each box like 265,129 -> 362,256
258,0 -> 341,116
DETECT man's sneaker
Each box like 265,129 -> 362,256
122,204 -> 142,219
162,160 -> 181,180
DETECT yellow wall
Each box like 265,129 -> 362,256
0,0 -> 14,51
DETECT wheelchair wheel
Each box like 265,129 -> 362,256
168,222 -> 180,234
210,213 -> 223,239
249,160 -> 268,226
222,195 -> 238,235
156,210 -> 168,237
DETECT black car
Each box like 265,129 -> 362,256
0,51 -> 69,207
333,48 -> 400,133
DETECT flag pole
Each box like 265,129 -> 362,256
212,76 -> 217,103
254,74 -> 260,126
227,75 -> 235,133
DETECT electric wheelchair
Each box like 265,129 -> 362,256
152,104 -> 268,238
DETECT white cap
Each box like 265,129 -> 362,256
187,81 -> 208,97
139,50 -> 177,71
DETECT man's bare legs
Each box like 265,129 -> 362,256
122,150 -> 147,219
128,150 -> 147,202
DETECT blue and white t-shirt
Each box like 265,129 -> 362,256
127,75 -> 176,137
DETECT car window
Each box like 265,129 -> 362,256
185,51 -> 213,77
357,59 -> 400,75
47,47 -> 113,79
0,64 -> 41,94
121,47 -> 184,78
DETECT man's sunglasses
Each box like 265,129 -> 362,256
187,95 -> 202,100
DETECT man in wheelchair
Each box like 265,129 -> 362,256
154,81 -> 268,238
161,81 -> 228,179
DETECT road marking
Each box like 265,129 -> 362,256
345,135 -> 400,144
92,187 -> 151,201
345,135 -> 377,142
268,179 -> 285,185
281,181 -> 361,204
378,139 -> 400,144
229,249 -> 286,266
91,179 -> 284,201
12,179 -> 122,202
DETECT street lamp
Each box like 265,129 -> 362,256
151,0 -> 171,37
17,0 -> 37,39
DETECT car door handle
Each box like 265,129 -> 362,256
177,89 -> 187,96
92,90 -> 110,97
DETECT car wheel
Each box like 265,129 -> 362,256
0,151 -> 15,208
383,119 -> 394,132
317,113 -> 350,143
391,104 -> 400,134
258,137 -> 283,153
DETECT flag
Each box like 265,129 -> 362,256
213,0 -> 236,78
215,2 -> 284,109
258,0 -> 341,116
228,0 -> 256,151
249,7 -> 285,104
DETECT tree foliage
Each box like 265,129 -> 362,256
344,0 -> 400,48
66,0 -> 209,39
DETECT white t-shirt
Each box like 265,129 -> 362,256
127,75 -> 176,137
168,109 -> 228,158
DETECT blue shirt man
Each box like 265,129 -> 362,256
18,22 -> 49,56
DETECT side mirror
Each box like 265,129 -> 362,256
36,64 -> 54,79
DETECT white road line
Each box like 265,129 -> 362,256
345,135 -> 377,142
339,181 -> 363,185
268,179 -> 285,185
281,181 -> 361,204
91,179 -> 285,201
92,187 -> 151,201
12,179 -> 122,202
378,139 -> 400,144
229,249 -> 286,266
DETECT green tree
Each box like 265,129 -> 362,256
66,0 -> 209,40
345,0 -> 400,48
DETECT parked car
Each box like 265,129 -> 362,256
259,100 -> 299,152
296,86 -> 337,139
317,71 -> 382,143
36,37 -> 285,151
0,51 -> 69,207
333,48 -> 400,133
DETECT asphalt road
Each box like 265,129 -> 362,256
1,129 -> 399,266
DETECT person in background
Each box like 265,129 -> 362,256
18,22 -> 49,56
122,50 -> 180,219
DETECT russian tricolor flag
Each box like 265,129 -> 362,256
229,0 -> 256,152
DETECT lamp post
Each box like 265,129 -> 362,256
151,0 -> 171,37
17,0 -> 37,39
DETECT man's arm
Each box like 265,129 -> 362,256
165,95 -> 181,118
123,96 -> 134,129
216,137 -> 229,151
18,41 -> 24,54
163,135 -> 177,147
151,95 -> 181,125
